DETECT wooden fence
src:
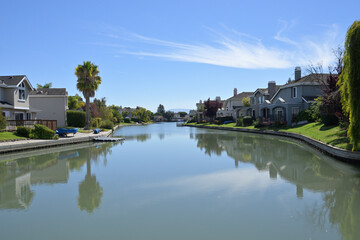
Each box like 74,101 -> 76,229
6,120 -> 57,131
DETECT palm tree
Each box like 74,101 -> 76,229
37,82 -> 52,88
75,61 -> 102,130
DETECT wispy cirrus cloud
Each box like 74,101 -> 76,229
99,22 -> 339,69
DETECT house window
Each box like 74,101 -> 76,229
275,108 -> 284,121
258,96 -> 262,104
15,113 -> 24,120
19,82 -> 26,101
292,107 -> 299,121
292,87 -> 297,98
26,113 -> 31,120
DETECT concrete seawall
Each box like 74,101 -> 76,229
0,129 -> 114,154
186,124 -> 360,164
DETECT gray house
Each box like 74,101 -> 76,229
248,81 -> 282,120
29,88 -> 68,127
261,67 -> 329,125
0,75 -> 38,121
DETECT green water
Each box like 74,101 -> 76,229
1,123 -> 360,240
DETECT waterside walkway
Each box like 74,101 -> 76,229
185,124 -> 360,163
0,130 -> 113,154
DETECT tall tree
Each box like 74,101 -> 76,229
338,21 -> 360,150
157,104 -> 165,116
37,82 -> 52,88
75,61 -> 102,130
204,98 -> 222,121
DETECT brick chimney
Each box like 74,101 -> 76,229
295,66 -> 301,81
268,81 -> 276,98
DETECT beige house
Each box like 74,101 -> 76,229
29,88 -> 68,127
0,75 -> 38,121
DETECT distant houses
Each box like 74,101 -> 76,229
193,66 -> 330,126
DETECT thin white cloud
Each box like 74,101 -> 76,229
102,23 -> 339,69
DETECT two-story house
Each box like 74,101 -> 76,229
0,75 -> 38,121
269,67 -> 328,125
217,88 -> 252,120
249,81 -> 282,120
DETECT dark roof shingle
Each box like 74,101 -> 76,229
30,88 -> 67,96
0,75 -> 26,85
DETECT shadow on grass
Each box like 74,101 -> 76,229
319,124 -> 338,131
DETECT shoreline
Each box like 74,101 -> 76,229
0,127 -> 117,155
185,124 -> 360,164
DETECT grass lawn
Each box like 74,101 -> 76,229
185,122 -> 357,151
0,132 -> 26,141
280,122 -> 356,150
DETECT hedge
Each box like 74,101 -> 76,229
16,126 -> 32,138
243,116 -> 253,126
67,111 -> 85,127
30,124 -> 55,139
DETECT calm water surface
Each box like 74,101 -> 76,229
1,123 -> 360,240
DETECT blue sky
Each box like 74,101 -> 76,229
1,0 -> 359,112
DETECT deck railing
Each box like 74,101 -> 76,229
6,120 -> 57,131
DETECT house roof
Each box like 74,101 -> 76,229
227,91 -> 253,101
284,73 -> 331,87
270,73 -> 331,102
30,88 -> 68,96
252,85 -> 282,96
0,75 -> 26,85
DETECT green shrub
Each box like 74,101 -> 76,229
131,118 -> 141,123
30,124 -> 55,139
124,118 -> 131,123
242,116 -> 253,126
67,111 -> 85,128
218,116 -> 234,124
254,119 -> 263,128
90,117 -> 102,128
16,126 -> 32,138
236,118 -> 243,127
100,120 -> 114,129
0,109 -> 6,130
274,120 -> 282,128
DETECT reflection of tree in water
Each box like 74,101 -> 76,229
77,157 -> 103,213
193,130 -> 360,240
307,175 -> 360,240
68,142 -> 117,213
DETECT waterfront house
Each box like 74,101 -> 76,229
248,81 -> 282,120
29,88 -> 68,127
0,75 -> 38,121
217,88 -> 252,120
268,68 -> 329,125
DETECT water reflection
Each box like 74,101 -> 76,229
192,130 -> 360,240
0,142 -> 118,212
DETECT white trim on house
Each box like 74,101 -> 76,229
302,97 -> 309,103
16,76 -> 34,90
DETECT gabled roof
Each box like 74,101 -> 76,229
284,73 -> 331,87
30,88 -> 68,96
252,85 -> 281,97
270,73 -> 331,102
227,91 -> 253,101
0,75 -> 34,90
0,75 -> 26,85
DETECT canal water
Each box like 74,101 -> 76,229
1,123 -> 360,240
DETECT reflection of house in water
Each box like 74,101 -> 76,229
194,131 -> 344,199
31,160 -> 69,185
0,172 -> 33,210
0,159 -> 69,210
